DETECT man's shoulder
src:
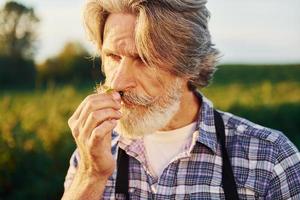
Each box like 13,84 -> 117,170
219,110 -> 299,156
199,94 -> 296,151
216,110 -> 300,198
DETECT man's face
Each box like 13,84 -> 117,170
101,13 -> 186,138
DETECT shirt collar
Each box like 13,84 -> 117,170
194,90 -> 218,154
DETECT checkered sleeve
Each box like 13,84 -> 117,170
63,149 -> 79,191
266,135 -> 300,199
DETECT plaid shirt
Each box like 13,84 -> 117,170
64,92 -> 300,199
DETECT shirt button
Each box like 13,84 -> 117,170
129,188 -> 135,193
151,185 -> 157,193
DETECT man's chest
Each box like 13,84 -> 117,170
101,146 -> 262,200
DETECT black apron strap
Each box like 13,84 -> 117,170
115,147 -> 129,199
115,110 -> 239,200
214,109 -> 239,200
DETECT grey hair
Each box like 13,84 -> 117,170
83,0 -> 219,88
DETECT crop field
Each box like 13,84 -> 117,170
1,64 -> 300,199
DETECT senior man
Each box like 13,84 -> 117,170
62,0 -> 300,199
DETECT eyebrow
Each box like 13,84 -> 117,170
102,48 -> 140,58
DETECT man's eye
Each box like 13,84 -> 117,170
136,57 -> 142,62
134,56 -> 144,64
107,53 -> 121,61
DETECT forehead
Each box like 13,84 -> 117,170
102,13 -> 138,57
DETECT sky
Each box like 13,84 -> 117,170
1,0 -> 300,64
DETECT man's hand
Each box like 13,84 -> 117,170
62,91 -> 122,200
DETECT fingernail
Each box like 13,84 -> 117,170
112,92 -> 121,100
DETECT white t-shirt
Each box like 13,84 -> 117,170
143,122 -> 197,178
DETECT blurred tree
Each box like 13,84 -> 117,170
0,55 -> 35,87
37,41 -> 103,86
0,1 -> 39,87
0,1 -> 39,59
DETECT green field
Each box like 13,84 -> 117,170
1,64 -> 300,199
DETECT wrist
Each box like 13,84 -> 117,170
62,170 -> 108,200
77,165 -> 112,183
77,162 -> 115,181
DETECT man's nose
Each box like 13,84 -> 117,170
110,58 -> 136,92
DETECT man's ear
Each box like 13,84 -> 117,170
179,78 -> 195,92
178,75 -> 193,90
187,81 -> 196,91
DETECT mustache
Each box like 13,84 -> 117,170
122,91 -> 155,106
95,84 -> 155,106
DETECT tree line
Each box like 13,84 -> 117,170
0,1 -> 103,89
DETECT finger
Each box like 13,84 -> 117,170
72,93 -> 114,120
80,109 -> 122,140
71,94 -> 98,120
68,95 -> 93,136
77,97 -> 121,128
88,120 -> 117,151
68,101 -> 85,128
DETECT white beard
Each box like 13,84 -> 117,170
115,78 -> 184,139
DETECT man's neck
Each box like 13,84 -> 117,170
159,89 -> 201,131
